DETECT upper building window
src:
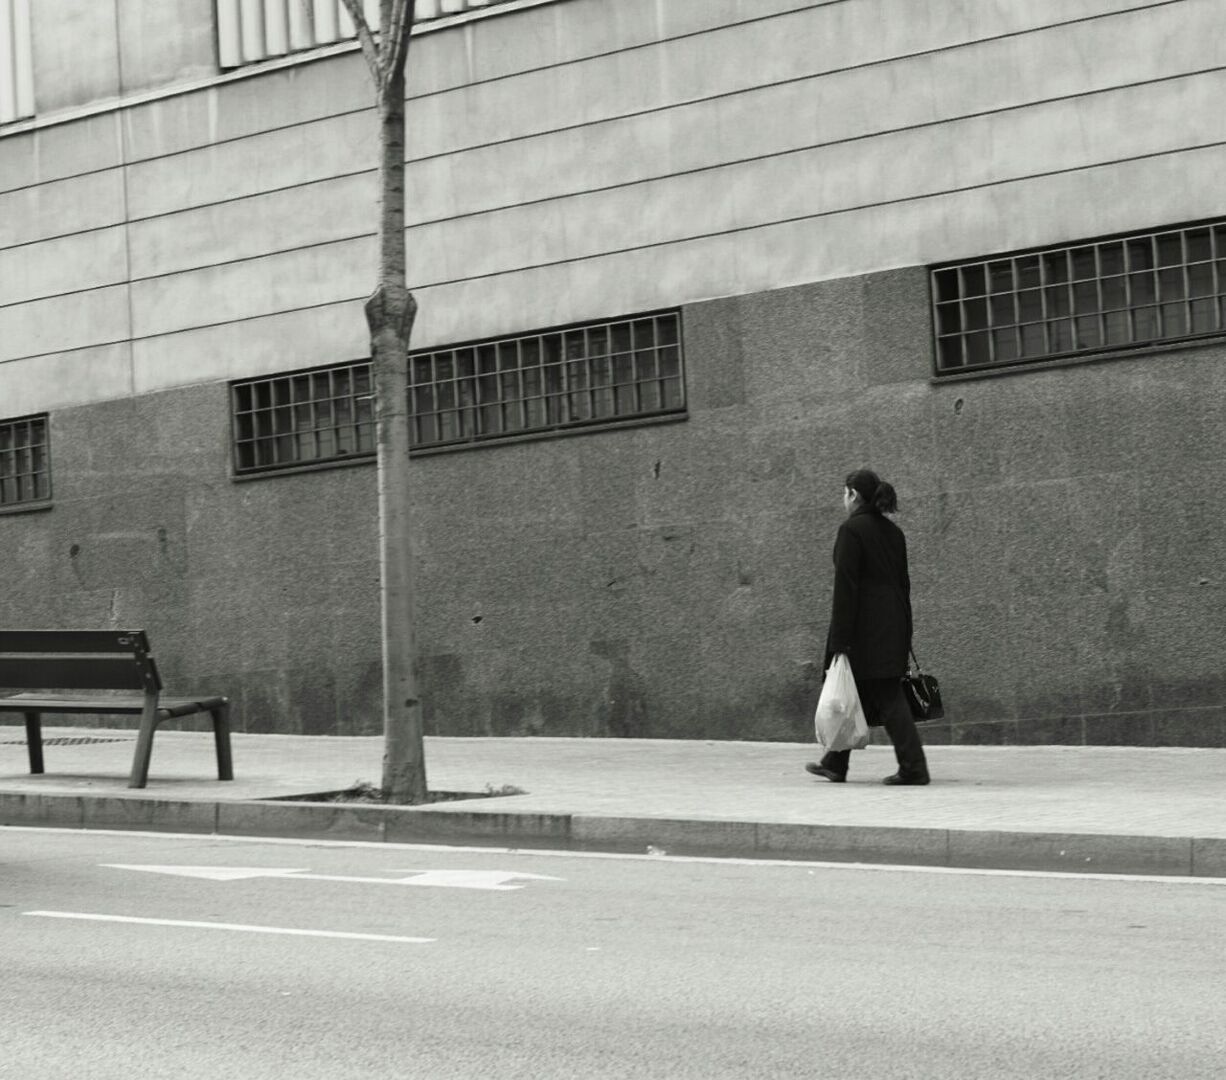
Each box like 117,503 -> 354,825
932,219 -> 1226,374
0,0 -> 35,125
231,310 -> 686,475
0,413 -> 50,508
216,0 -> 521,68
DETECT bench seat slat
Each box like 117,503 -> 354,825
0,694 -> 228,715
0,657 -> 149,691
0,657 -> 152,691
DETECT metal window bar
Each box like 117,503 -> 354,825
1037,250 -> 1051,357
933,218 -> 1226,374
1103,243 -> 1113,345
1181,232 -> 1192,339
1147,234 -> 1163,341
1065,257 -> 1080,352
986,262 -> 998,366
1213,227 -> 1224,334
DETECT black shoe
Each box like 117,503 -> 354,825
805,762 -> 846,783
882,772 -> 930,786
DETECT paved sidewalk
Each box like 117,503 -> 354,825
1,726 -> 1224,877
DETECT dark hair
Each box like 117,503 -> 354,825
845,468 -> 898,514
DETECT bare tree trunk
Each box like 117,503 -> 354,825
343,0 -> 426,804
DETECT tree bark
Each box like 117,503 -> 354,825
343,0 -> 426,804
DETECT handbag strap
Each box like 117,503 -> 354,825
889,574 -> 922,672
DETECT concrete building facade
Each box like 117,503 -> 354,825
2,0 -> 1225,745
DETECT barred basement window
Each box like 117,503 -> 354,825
231,312 -> 685,473
409,311 -> 685,449
932,219 -> 1226,374
231,362 -> 374,475
0,413 -> 50,507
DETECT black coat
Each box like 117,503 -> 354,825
824,506 -> 913,678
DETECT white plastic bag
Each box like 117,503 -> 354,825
813,654 -> 870,751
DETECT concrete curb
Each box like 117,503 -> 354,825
2,791 -> 1224,878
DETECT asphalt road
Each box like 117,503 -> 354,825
2,828 -> 1224,1079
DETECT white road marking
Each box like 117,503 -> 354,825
23,911 -> 434,943
103,865 -> 310,881
7,825 -> 1226,886
102,864 -> 564,890
388,870 -> 564,889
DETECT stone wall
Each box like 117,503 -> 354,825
4,267 -> 1224,745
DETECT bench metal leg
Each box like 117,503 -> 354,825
24,712 -> 44,774
128,694 -> 160,789
211,702 -> 234,781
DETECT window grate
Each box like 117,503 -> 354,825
409,311 -> 686,449
231,312 -> 686,474
932,219 -> 1226,374
231,362 -> 375,475
0,413 -> 50,507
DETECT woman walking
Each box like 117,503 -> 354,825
806,469 -> 930,785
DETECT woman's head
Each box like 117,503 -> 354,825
844,469 -> 898,515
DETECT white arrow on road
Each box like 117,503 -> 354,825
387,870 -> 563,890
103,865 -> 563,891
105,866 -> 311,882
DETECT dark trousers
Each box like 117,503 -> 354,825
821,676 -> 928,779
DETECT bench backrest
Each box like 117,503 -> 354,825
0,630 -> 162,694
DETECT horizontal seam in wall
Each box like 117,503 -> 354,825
0,336 -> 132,367
0,0 -> 1180,199
398,0 -> 849,99
928,332 -> 1226,383
1080,703 -> 1226,718
0,281 -> 131,317
141,136 -> 1226,324
0,297 -> 366,362
0,0 -> 842,192
4,57 -> 1222,285
377,0 -> 1181,106
122,165 -> 372,228
0,220 -> 128,256
0,232 -> 375,315
337,64 -> 1226,231
3,132 -> 1225,323
393,0 -> 1192,168
0,0 -> 571,146
90,61 -> 1226,243
0,166 -> 373,255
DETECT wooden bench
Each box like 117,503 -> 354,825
0,629 -> 233,789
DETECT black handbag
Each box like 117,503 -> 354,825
902,648 -> 943,721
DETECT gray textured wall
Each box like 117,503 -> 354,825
3,267 -> 1225,745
